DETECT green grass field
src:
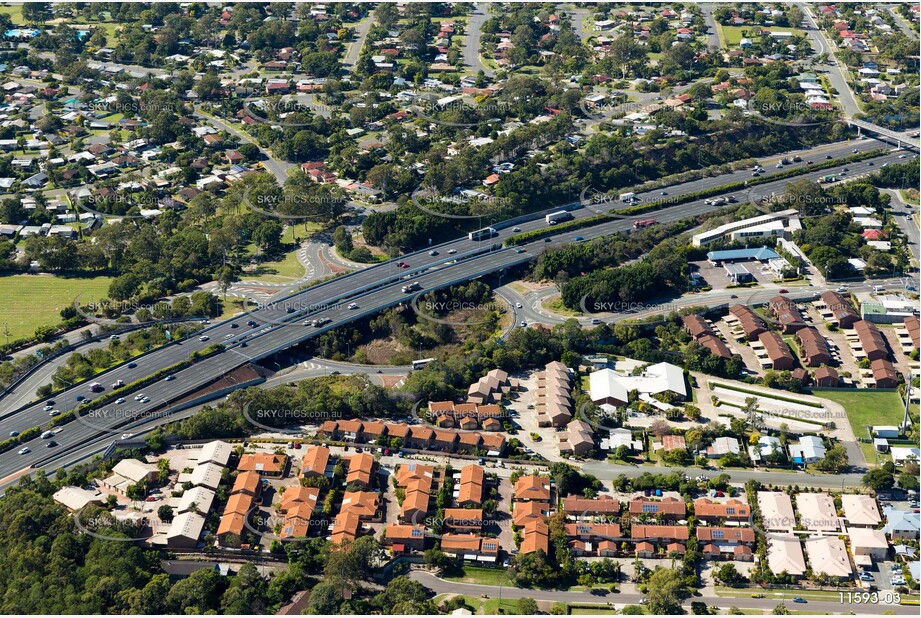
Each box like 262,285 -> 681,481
717,25 -> 807,47
247,247 -> 305,283
0,5 -> 23,25
0,274 -> 113,341
442,566 -> 511,587
815,390 -> 904,439
433,594 -> 521,615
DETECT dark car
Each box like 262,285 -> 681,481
127,362 -> 137,368
231,323 -> 239,328
46,441 -> 57,448
75,395 -> 85,402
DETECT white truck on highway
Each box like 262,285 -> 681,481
705,196 -> 728,206
546,211 -> 574,224
402,281 -> 421,293
618,192 -> 636,203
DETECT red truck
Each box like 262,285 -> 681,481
633,218 -> 657,229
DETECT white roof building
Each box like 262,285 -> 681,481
789,436 -> 826,464
112,458 -> 158,483
795,493 -> 839,531
176,485 -> 216,516
189,462 -> 223,490
53,486 -> 104,511
196,440 -> 232,467
601,427 -> 644,452
841,494 -> 881,527
748,435 -> 782,463
767,536 -> 806,576
588,362 -> 686,408
758,491 -> 795,531
164,512 -> 205,548
891,447 -> 920,464
804,536 -> 851,578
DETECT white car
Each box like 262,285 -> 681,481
199,335 -> 209,341
18,447 -> 30,455
515,302 -> 522,308
520,321 -> 527,327
447,249 -> 457,254
134,394 -> 145,401
115,398 -> 126,404
43,405 -> 53,411
49,410 -> 59,416
348,303 -> 359,310
121,433 -> 134,439
141,397 -> 150,403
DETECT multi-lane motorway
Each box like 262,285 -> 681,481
0,138 -> 914,485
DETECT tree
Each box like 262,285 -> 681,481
157,504 -> 174,523
647,568 -> 689,615
898,473 -> 920,492
714,563 -> 747,586
517,597 -> 538,614
691,601 -> 710,614
862,468 -> 895,492
773,602 -> 790,615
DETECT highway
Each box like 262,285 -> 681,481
409,571 -> 916,615
0,139 -> 910,483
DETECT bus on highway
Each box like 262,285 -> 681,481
411,358 -> 436,370
468,227 -> 498,241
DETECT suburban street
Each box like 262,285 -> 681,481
800,4 -> 863,118
342,15 -> 373,71
409,571 -> 916,615
463,3 -> 494,76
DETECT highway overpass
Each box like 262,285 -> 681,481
0,141 -> 911,485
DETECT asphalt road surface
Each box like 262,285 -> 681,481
0,139 -> 910,483
409,571 -> 916,614
463,3 -> 494,76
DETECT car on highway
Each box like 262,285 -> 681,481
447,249 -> 456,254
899,154 -> 906,159
115,398 -> 126,404
121,433 -> 134,439
515,302 -> 523,308
230,323 -> 238,328
660,191 -> 668,195
134,394 -> 145,401
513,227 -> 521,232
43,405 -> 53,411
224,334 -> 234,339
330,370 -> 340,375
779,288 -> 789,293
199,335 -> 209,341
165,375 -> 176,381
867,161 -> 874,166
348,303 -> 359,310
516,248 -> 525,253
806,160 -> 813,164
792,598 -> 807,603
9,431 -> 18,437
574,236 -> 584,241
18,447 -> 30,455
826,154 -> 833,159
730,294 -> 738,299
127,362 -> 137,368
140,397 -> 150,403
429,250 -> 438,256
49,409 -> 59,416
400,263 -> 410,268
46,441 -> 57,448
544,238 -> 551,242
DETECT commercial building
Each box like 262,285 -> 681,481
692,210 -> 798,247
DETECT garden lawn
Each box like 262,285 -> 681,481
0,275 -> 112,340
816,390 -> 904,438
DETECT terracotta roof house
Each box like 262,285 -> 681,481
230,471 -> 262,497
758,331 -> 795,370
345,453 -> 376,488
769,296 -> 807,333
444,508 -> 484,533
819,292 -> 859,328
870,358 -> 899,389
728,305 -> 767,340
478,433 -> 506,455
630,497 -> 686,519
661,435 -> 687,452
694,498 -> 749,522
456,431 -> 482,453
814,366 -> 839,387
340,490 -> 381,521
631,524 -> 689,542
238,452 -> 286,477
384,524 -> 426,552
457,465 -> 484,506
407,426 -> 435,449
300,446 -> 330,478
331,510 -> 361,545
853,320 -> 888,362
563,494 -> 620,519
514,475 -> 551,502
698,334 -> 733,359
513,500 -> 550,527
520,519 -> 550,555
904,315 -> 920,350
682,314 -> 713,338
797,327 -> 832,366
279,486 -> 319,514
